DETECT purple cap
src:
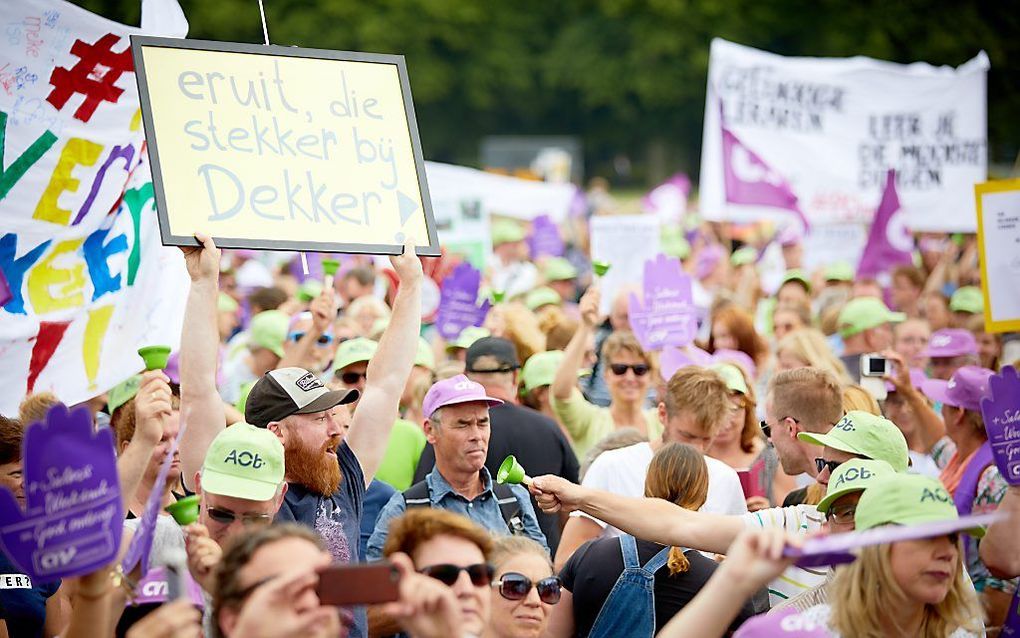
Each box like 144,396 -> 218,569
886,367 -> 928,393
734,609 -> 831,638
922,329 -> 978,359
920,365 -> 994,412
422,374 -> 502,419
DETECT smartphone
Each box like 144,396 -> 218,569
859,354 -> 889,378
316,562 -> 400,606
737,458 -> 767,499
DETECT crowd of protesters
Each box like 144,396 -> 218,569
1,198 -> 1018,638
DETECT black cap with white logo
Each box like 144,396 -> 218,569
245,367 -> 359,428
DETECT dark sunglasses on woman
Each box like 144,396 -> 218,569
492,572 -> 562,605
419,563 -> 494,587
288,331 -> 334,346
609,363 -> 650,377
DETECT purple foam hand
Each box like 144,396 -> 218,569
980,366 -> 1020,486
628,254 -> 698,352
0,404 -> 123,582
437,263 -> 491,341
527,214 -> 564,258
659,346 -> 713,380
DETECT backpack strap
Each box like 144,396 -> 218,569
402,480 -> 432,509
492,483 -> 526,536
618,534 -> 640,569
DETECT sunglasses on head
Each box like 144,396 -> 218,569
288,332 -> 334,346
206,506 -> 273,526
609,363 -> 650,377
815,457 -> 843,475
493,572 -> 562,605
419,563 -> 494,587
339,371 -> 367,385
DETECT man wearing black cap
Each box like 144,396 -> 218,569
412,337 -> 579,553
176,235 -> 422,638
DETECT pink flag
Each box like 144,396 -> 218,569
857,169 -> 913,281
721,122 -> 809,232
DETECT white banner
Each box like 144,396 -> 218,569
0,0 -> 190,415
589,215 -> 660,315
700,39 -> 988,236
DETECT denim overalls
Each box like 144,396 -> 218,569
588,534 -> 673,638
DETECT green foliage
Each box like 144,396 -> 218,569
73,0 -> 1018,179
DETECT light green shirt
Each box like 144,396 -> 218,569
374,418 -> 427,491
550,389 -> 661,458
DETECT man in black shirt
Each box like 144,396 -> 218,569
413,337 -> 579,553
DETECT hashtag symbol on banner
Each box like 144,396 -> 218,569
47,33 -> 133,123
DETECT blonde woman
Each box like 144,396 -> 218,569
800,474 -> 985,637
775,328 -> 852,384
345,294 -> 390,337
484,537 -> 561,638
842,385 -> 881,415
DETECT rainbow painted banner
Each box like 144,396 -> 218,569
0,0 -> 190,415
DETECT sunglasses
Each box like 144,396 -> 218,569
609,363 -> 650,377
825,504 -> 857,526
419,563 -> 494,588
815,457 -> 843,475
492,572 -> 562,605
206,506 -> 273,526
339,371 -> 368,385
288,332 -> 334,346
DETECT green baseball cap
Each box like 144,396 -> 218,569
816,458 -> 895,514
798,410 -> 910,472
492,219 -> 525,245
200,422 -> 285,501
525,286 -> 562,311
249,310 -> 288,358
660,227 -> 691,260
446,326 -> 490,352
521,350 -> 564,394
543,257 -> 578,282
218,292 -> 239,313
108,375 -> 142,413
823,261 -> 854,282
332,337 -> 378,374
780,269 -> 812,292
854,474 -> 986,537
710,363 -> 749,395
416,337 -> 436,371
837,297 -> 905,338
730,246 -> 758,267
949,286 -> 983,314
297,280 -> 323,302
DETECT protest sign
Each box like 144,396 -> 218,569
435,262 -> 490,341
589,215 -> 660,315
0,1 -> 191,416
700,38 -> 988,264
430,187 -> 491,270
527,214 -> 564,259
0,404 -> 123,581
974,179 -> 1020,333
980,366 -> 1020,485
628,254 -> 698,351
131,36 -> 439,256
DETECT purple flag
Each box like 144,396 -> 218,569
436,263 -> 491,341
527,214 -> 564,258
0,405 -> 123,581
642,172 -> 691,221
857,169 -> 914,281
980,365 -> 1020,486
722,120 -> 810,232
628,255 -> 698,351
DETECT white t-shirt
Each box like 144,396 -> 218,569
742,504 -> 829,607
799,603 -> 980,637
907,450 -> 940,478
573,441 -> 748,535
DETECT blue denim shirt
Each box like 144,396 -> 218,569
365,467 -> 548,561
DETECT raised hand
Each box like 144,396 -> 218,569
437,262 -> 491,340
716,528 -> 801,596
134,370 -> 173,448
183,523 -> 222,591
578,286 -> 601,329
980,365 -> 1020,486
179,233 -> 221,283
529,475 -> 586,514
309,288 -> 338,334
390,238 -> 424,285
126,599 -> 202,638
528,214 -> 564,259
231,564 -> 340,638
628,254 -> 697,351
384,552 -> 464,638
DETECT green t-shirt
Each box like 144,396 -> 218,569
550,389 -> 661,459
374,418 -> 427,491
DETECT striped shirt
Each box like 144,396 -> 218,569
742,504 -> 828,606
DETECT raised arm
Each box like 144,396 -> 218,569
178,233 -> 225,489
278,294 -> 334,369
552,286 -> 599,401
980,485 -> 1020,578
347,240 -> 423,486
117,371 -> 171,510
529,475 -> 744,555
883,350 -> 945,452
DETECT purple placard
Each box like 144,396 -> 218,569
0,405 -> 123,581
132,566 -> 206,608
782,512 -> 1004,567
628,254 -> 698,351
436,263 -> 491,341
527,214 -> 564,258
980,366 -> 1020,486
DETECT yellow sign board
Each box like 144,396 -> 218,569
974,178 -> 1020,333
131,37 -> 439,255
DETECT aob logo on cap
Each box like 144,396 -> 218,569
224,449 -> 265,469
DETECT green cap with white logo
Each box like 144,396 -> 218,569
816,458 -> 895,514
200,422 -> 285,501
797,410 -> 910,472
854,473 -> 986,537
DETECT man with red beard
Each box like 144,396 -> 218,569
176,234 -> 422,638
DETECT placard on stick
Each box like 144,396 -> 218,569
131,36 -> 439,256
974,179 -> 1020,333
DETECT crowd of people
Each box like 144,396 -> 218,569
1,203 -> 1018,638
